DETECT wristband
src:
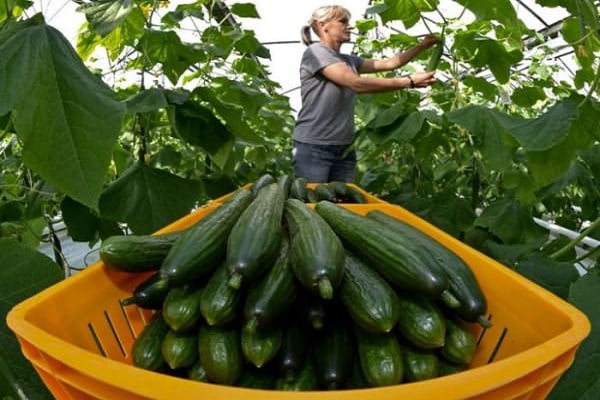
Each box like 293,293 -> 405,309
406,75 -> 416,88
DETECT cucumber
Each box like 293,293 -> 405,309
426,30 -> 445,71
187,359 -> 210,382
345,185 -> 366,203
300,295 -> 332,330
284,198 -> 345,300
161,329 -> 198,369
440,317 -> 477,365
200,262 -> 243,327
355,327 -> 404,387
100,231 -> 182,272
251,173 -> 276,196
289,177 -> 308,201
327,181 -> 350,199
198,325 -> 243,385
238,366 -> 276,389
277,174 -> 293,198
367,209 -> 489,327
400,342 -> 440,382
226,182 -> 285,289
313,184 -> 337,202
121,272 -> 169,309
305,188 -> 319,203
275,321 -> 306,381
438,358 -> 468,376
131,313 -> 169,371
395,291 -> 447,349
275,360 -> 319,391
243,234 -> 297,330
314,201 -> 450,299
162,284 -> 204,333
160,189 -> 253,286
310,317 -> 354,389
340,250 -> 400,333
241,323 -> 283,368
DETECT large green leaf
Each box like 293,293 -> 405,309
192,85 -> 265,146
453,31 -> 523,83
447,105 -> 519,172
549,269 -> 600,400
0,238 -> 62,400
135,30 -> 205,84
77,0 -> 134,37
510,100 -> 577,151
0,16 -> 125,211
98,162 -> 203,234
514,253 -> 580,299
376,0 -> 438,27
474,198 -> 545,244
170,99 -> 236,169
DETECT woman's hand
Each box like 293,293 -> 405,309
418,34 -> 440,50
409,71 -> 437,88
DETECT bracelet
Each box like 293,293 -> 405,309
405,75 -> 416,88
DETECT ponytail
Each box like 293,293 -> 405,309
300,25 -> 312,46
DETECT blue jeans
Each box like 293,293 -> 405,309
292,141 -> 356,183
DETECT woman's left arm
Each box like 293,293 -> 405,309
360,34 -> 439,73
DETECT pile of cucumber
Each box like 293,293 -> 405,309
99,174 -> 490,391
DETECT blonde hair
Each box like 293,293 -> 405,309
300,5 -> 351,46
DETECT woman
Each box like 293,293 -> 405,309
292,5 -> 439,183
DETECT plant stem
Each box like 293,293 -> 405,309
550,216 -> 600,260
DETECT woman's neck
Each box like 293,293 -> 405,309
319,38 -> 341,53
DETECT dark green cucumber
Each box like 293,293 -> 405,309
162,284 -> 204,333
198,325 -> 243,385
161,329 -> 198,369
121,272 -> 169,309
438,358 -> 468,376
160,189 -> 253,286
426,29 -> 445,71
243,234 -> 297,330
275,321 -> 306,381
355,328 -> 404,387
187,359 -> 210,382
241,323 -> 283,368
289,177 -> 308,201
131,313 -> 169,371
327,181 -> 350,199
200,262 -> 243,327
314,201 -> 450,299
238,366 -> 276,389
275,360 -> 319,391
100,231 -> 182,272
284,199 -> 345,300
251,173 -> 276,196
305,188 -> 319,203
301,295 -> 332,330
400,342 -> 440,382
367,209 -> 489,327
313,184 -> 337,202
277,174 -> 293,198
395,291 -> 447,349
310,317 -> 354,389
347,355 -> 369,389
340,250 -> 400,333
440,317 -> 477,365
345,185 -> 366,203
226,183 -> 284,289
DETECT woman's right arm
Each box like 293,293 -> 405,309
320,62 -> 435,93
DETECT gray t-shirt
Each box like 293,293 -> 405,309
293,43 -> 364,146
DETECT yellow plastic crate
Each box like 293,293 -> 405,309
6,194 -> 590,400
